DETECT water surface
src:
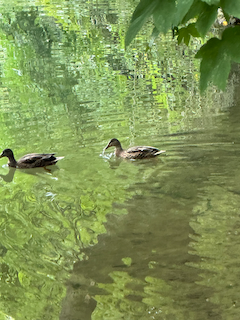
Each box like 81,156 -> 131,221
0,1 -> 239,319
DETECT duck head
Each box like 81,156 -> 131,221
0,149 -> 14,159
105,138 -> 122,150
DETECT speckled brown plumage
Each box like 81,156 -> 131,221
104,138 -> 166,159
0,148 -> 64,169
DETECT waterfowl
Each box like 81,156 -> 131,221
0,148 -> 64,169
104,138 -> 166,159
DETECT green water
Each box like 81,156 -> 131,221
0,1 -> 240,319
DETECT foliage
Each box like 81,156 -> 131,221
126,0 -> 240,91
196,26 -> 240,91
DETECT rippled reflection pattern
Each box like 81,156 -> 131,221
0,0 -> 238,319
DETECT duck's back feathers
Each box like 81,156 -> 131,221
124,146 -> 165,159
17,153 -> 64,168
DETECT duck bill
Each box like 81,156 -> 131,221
0,154 -> 3,158
104,144 -> 111,150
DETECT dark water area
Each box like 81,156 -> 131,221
0,1 -> 240,319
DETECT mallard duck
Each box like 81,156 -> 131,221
104,138 -> 166,159
0,148 -> 64,169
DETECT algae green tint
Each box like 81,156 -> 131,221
0,0 -> 239,320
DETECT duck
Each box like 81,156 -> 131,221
0,148 -> 64,169
104,138 -> 166,159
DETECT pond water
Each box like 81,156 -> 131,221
0,1 -> 240,319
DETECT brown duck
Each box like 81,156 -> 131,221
0,148 -> 64,169
104,138 -> 166,159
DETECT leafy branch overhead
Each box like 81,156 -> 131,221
125,0 -> 240,92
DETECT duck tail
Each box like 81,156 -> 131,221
55,156 -> 64,161
155,150 -> 166,156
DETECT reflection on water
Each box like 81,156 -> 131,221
0,0 -> 239,319
0,167 -> 16,182
0,165 -> 61,182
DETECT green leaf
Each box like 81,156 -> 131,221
187,23 -> 201,37
184,33 -> 191,45
196,38 -> 231,92
153,0 -> 176,34
173,0 -> 195,25
221,0 -> 240,17
202,0 -> 220,5
181,0 -> 206,24
222,25 -> 240,63
125,0 -> 158,47
126,0 -> 195,46
177,29 -> 185,45
196,4 -> 218,36
177,23 -> 200,45
153,0 -> 194,33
